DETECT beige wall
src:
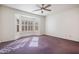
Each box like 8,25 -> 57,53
0,5 -> 45,42
46,7 -> 79,41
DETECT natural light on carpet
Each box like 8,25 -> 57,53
29,37 -> 39,47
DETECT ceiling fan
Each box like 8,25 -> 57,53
34,4 -> 52,13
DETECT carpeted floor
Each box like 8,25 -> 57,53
0,35 -> 79,54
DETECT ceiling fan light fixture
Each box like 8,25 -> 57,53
34,4 -> 52,13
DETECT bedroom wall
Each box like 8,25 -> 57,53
46,7 -> 79,41
0,5 -> 45,42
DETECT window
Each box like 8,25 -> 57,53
30,21 -> 33,31
25,21 -> 27,31
22,21 -> 24,31
35,22 -> 38,31
16,15 -> 39,33
17,19 -> 20,32
17,25 -> 19,32
28,21 -> 30,31
17,19 -> 19,24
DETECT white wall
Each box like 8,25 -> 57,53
46,7 -> 79,41
0,5 -> 45,42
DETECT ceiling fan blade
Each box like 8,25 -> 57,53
44,4 -> 51,8
33,9 -> 41,11
44,8 -> 51,11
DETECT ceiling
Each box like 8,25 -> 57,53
3,4 -> 79,16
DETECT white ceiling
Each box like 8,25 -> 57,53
3,4 -> 79,16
